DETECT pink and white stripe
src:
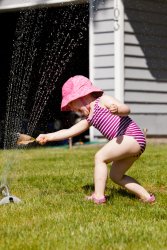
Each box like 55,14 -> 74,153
87,98 -> 146,152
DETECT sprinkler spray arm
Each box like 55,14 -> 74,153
17,133 -> 36,145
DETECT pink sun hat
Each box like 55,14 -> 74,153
61,75 -> 103,111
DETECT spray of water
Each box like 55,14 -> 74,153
4,8 -> 47,149
27,6 -> 88,134
1,4 -> 88,189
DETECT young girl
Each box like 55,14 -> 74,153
36,75 -> 155,204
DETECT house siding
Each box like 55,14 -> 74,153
124,0 -> 167,135
89,0 -> 114,138
89,0 -> 114,95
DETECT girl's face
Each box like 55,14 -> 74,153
69,98 -> 90,116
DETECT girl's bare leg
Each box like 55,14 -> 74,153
110,157 -> 151,200
94,135 -> 150,200
94,161 -> 108,198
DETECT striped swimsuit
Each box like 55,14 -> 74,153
86,98 -> 146,153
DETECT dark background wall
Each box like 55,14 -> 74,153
0,4 -> 89,147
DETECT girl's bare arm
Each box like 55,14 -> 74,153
100,95 -> 130,116
36,119 -> 90,144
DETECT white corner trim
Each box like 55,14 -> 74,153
89,0 -> 95,142
89,0 -> 94,85
0,0 -> 88,11
114,0 -> 124,102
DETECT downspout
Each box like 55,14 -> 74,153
114,0 -> 124,102
89,0 -> 95,142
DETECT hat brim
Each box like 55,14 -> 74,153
61,87 -> 103,111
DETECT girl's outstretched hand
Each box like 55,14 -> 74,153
36,134 -> 48,145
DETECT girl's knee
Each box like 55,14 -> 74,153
94,151 -> 105,164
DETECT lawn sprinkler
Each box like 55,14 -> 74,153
0,184 -> 21,205
17,133 -> 36,145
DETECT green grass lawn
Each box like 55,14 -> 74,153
0,143 -> 166,250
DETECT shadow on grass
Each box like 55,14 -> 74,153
116,188 -> 136,199
82,184 -> 94,193
82,184 -> 136,201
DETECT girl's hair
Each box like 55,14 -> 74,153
91,92 -> 103,99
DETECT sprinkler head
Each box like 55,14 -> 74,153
0,195 -> 21,205
0,184 -> 21,205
